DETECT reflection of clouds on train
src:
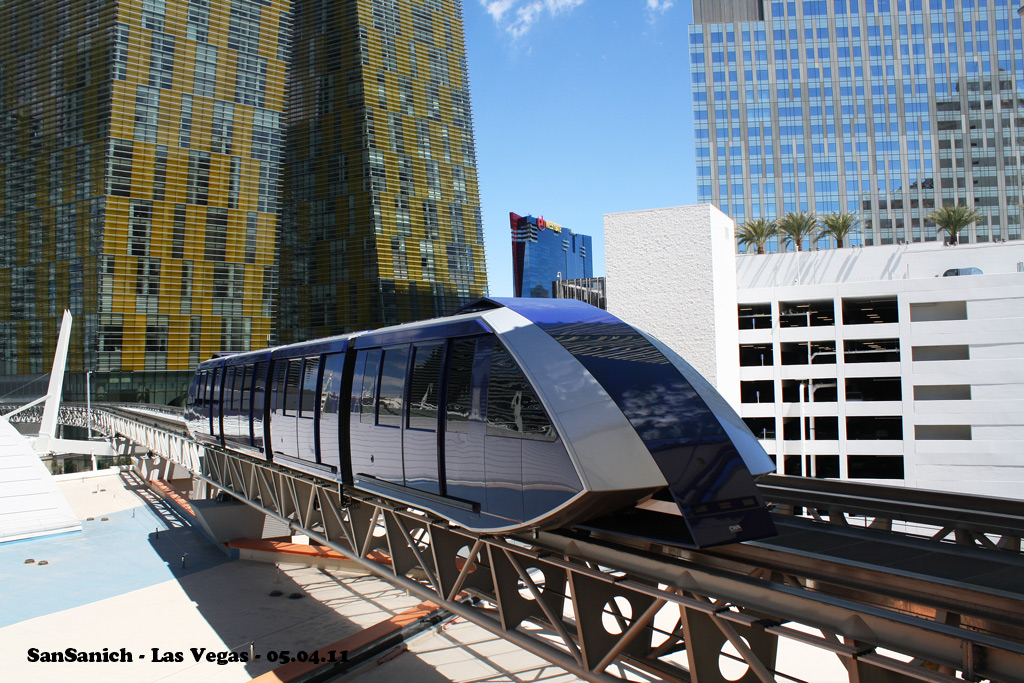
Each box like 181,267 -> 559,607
618,382 -> 722,442
543,322 -> 671,365
184,298 -> 775,547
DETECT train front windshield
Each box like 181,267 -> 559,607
539,321 -> 727,448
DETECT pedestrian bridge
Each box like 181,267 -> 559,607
8,401 -> 1024,683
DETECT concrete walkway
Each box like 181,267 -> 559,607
0,469 -> 850,682
0,471 -> 588,682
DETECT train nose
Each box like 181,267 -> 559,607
580,439 -> 775,549
645,440 -> 776,547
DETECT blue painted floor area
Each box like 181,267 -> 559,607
0,499 -> 232,627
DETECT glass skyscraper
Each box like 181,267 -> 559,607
690,0 -> 1024,248
0,0 -> 287,401
510,213 -> 593,298
279,0 -> 488,344
0,0 -> 489,401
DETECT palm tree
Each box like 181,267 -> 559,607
736,218 -> 778,254
777,211 -> 818,252
819,211 -> 860,249
927,203 -> 982,245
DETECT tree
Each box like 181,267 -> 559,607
736,218 -> 778,254
927,203 -> 982,245
819,211 -> 860,249
777,211 -> 818,252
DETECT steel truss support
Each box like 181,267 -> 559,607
188,447 -> 1023,683
86,411 -> 1024,683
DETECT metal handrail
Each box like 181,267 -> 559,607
760,473 -> 1024,539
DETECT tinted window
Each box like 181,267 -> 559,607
210,368 -> 220,407
300,357 -> 320,417
319,353 -> 346,469
211,368 -> 221,436
230,367 -> 241,411
226,368 -> 239,412
195,372 -> 206,408
408,342 -> 443,431
542,322 -> 725,444
284,359 -> 302,415
360,349 -> 381,424
240,366 -> 252,412
320,354 -> 345,411
270,360 -> 287,408
377,347 -> 408,427
487,343 -> 554,440
252,361 -> 267,448
446,339 -> 476,434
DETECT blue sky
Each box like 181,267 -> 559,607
462,0 -> 698,297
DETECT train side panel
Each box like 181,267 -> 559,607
347,317 -> 587,532
264,338 -> 350,477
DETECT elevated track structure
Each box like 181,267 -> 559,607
9,402 -> 1024,683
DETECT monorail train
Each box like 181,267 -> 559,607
184,298 -> 776,547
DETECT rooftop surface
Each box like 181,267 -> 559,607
737,238 -> 1024,289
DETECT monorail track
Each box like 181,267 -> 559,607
64,404 -> 1024,682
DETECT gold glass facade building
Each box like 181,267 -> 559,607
0,0 -> 487,401
0,0 -> 287,401
278,0 -> 487,343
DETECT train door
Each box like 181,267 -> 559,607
270,360 -> 298,458
252,361 -> 268,452
222,367 -> 237,440
373,346 -> 408,485
350,349 -> 381,481
317,352 -> 346,473
210,367 -> 222,440
294,356 -> 320,464
239,366 -> 252,444
403,341 -> 444,494
442,337 -> 489,505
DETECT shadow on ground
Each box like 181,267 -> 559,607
134,473 -> 458,679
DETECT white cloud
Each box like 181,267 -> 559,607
482,0 -> 516,21
479,0 -> 586,38
643,0 -> 675,19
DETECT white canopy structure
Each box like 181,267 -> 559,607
0,418 -> 81,542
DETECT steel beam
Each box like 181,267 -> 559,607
76,407 -> 1024,683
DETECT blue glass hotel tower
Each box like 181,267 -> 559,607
690,0 -> 1024,248
510,213 -> 593,298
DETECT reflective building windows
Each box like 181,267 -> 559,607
510,213 -> 593,299
0,0 -> 286,394
279,0 -> 488,342
691,0 -> 1024,247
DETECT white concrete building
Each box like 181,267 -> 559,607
605,204 -> 742,407
606,205 -> 1024,499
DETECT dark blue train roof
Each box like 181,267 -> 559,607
457,297 -> 618,326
